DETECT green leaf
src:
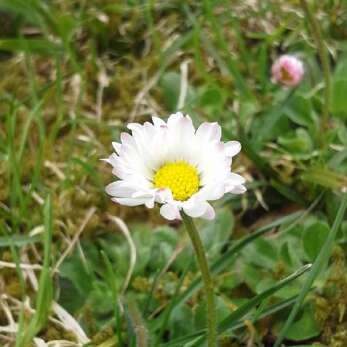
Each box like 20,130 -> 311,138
218,264 -> 311,333
330,55 -> 347,118
284,304 -> 320,341
0,38 -> 63,55
241,262 -> 264,292
159,71 -> 195,111
59,251 -> 94,295
303,221 -> 329,261
241,237 -> 278,270
0,234 -> 42,247
278,128 -> 313,154
202,208 -> 234,256
274,193 -> 347,347
0,0 -> 45,26
194,296 -> 230,331
330,79 -> 347,118
169,211 -> 303,310
162,264 -> 311,346
285,94 -> 317,127
301,167 -> 347,190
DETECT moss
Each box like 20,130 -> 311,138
132,276 -> 151,293
314,246 -> 347,346
83,305 -> 98,337
219,336 -> 243,347
91,325 -> 115,345
272,261 -> 287,280
40,324 -> 77,342
5,279 -> 22,299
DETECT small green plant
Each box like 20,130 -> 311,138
0,1 -> 347,346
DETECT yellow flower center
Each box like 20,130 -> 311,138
153,161 -> 200,201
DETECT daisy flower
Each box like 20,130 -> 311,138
271,55 -> 304,87
105,113 -> 246,221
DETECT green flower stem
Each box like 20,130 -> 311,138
300,0 -> 331,140
182,213 -> 217,347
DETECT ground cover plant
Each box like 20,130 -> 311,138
0,0 -> 347,346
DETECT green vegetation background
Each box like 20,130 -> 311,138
0,1 -> 347,346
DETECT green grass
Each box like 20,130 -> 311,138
0,1 -> 347,346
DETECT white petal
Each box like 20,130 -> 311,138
155,188 -> 173,204
201,203 -> 215,220
228,185 -> 247,194
108,156 -> 129,179
227,173 -> 246,185
104,153 -> 118,167
182,199 -> 209,218
160,203 -> 181,220
120,132 -> 134,145
196,183 -> 225,201
225,141 -> 241,157
112,142 -> 122,154
127,123 -> 143,132
179,115 -> 195,139
152,116 -> 166,127
132,190 -> 155,201
112,197 -> 146,206
167,113 -> 194,139
105,181 -> 134,197
196,122 -> 221,142
167,112 -> 184,126
145,198 -> 155,208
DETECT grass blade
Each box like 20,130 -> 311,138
161,264 -> 311,346
0,234 -> 42,248
101,250 -> 123,346
219,264 -> 311,332
274,193 -> 347,347
16,195 -> 53,347
126,297 -> 149,347
171,211 -> 303,309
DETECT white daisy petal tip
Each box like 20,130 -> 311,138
112,141 -> 122,154
104,113 -> 246,221
160,203 -> 181,220
196,122 -> 222,142
225,141 -> 241,157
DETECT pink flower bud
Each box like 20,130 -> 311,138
271,55 -> 304,87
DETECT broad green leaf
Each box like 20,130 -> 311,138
0,38 -> 63,55
285,94 -> 317,127
59,252 -> 94,295
240,262 -> 264,292
169,211 -> 303,310
331,57 -> 347,119
159,71 -> 195,111
330,79 -> 347,118
274,193 -> 347,347
284,304 -> 320,341
303,221 -> 329,261
0,234 -> 41,247
241,237 -> 278,270
162,264 -> 311,346
278,128 -> 313,154
194,296 -> 230,331
301,167 -> 347,190
219,264 -> 311,333
202,208 -> 234,256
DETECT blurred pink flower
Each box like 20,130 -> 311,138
271,55 -> 304,87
